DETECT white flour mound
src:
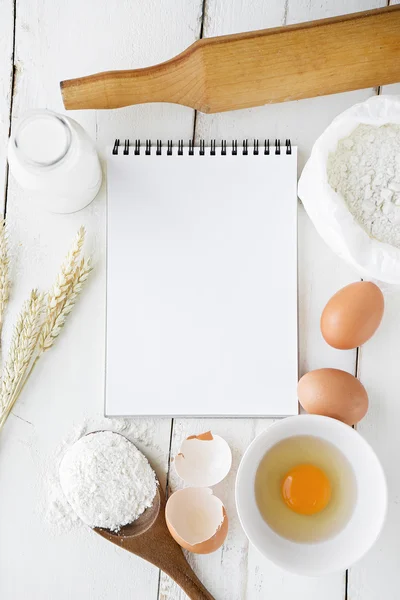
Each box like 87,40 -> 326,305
59,431 -> 157,532
43,418 -> 157,535
327,123 -> 400,248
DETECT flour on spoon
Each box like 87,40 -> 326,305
59,431 -> 157,532
43,418 -> 157,535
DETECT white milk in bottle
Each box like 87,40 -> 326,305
8,110 -> 102,213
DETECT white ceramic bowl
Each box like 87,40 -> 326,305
235,415 -> 387,576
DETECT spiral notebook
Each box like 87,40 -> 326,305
106,139 -> 298,417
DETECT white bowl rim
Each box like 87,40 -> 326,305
235,415 -> 388,576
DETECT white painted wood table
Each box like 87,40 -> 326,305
0,0 -> 399,598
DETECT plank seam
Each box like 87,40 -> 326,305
192,0 -> 207,142
156,417 -> 175,600
282,0 -> 289,26
164,417 -> 175,501
3,0 -> 17,219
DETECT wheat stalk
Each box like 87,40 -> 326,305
0,226 -> 92,433
0,289 -> 43,429
0,220 -> 10,332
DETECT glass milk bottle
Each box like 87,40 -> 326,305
8,109 -> 102,213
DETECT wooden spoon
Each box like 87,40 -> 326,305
72,432 -> 215,600
60,5 -> 400,114
62,432 -> 215,598
94,485 -> 215,600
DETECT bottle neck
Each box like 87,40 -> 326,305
12,110 -> 72,170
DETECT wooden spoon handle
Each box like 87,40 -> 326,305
60,5 -> 400,114
97,518 -> 217,599
94,483 -> 215,598
161,562 -> 215,600
130,535 -> 216,599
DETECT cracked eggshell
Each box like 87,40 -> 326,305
174,431 -> 232,487
165,487 -> 228,554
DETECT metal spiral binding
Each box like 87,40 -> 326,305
112,139 -> 292,156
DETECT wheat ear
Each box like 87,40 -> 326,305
13,238 -> 92,404
39,256 -> 92,353
38,226 -> 86,353
0,289 -> 43,429
0,220 -> 10,332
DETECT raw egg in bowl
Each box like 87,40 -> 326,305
236,415 -> 387,576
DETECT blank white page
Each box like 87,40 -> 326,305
106,144 -> 298,416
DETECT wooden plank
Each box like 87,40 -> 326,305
0,1 -> 396,600
347,59 -> 400,597
0,0 -> 14,213
346,8 -> 400,600
347,255 -> 400,600
0,1 -> 203,599
158,1 -> 385,599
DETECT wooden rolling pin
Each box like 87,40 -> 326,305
61,5 -> 400,114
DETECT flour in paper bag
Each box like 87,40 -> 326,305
327,124 -> 400,248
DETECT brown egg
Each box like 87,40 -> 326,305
297,368 -> 368,425
321,281 -> 384,350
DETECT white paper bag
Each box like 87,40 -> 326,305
298,95 -> 400,284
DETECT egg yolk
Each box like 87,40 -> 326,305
281,464 -> 331,516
